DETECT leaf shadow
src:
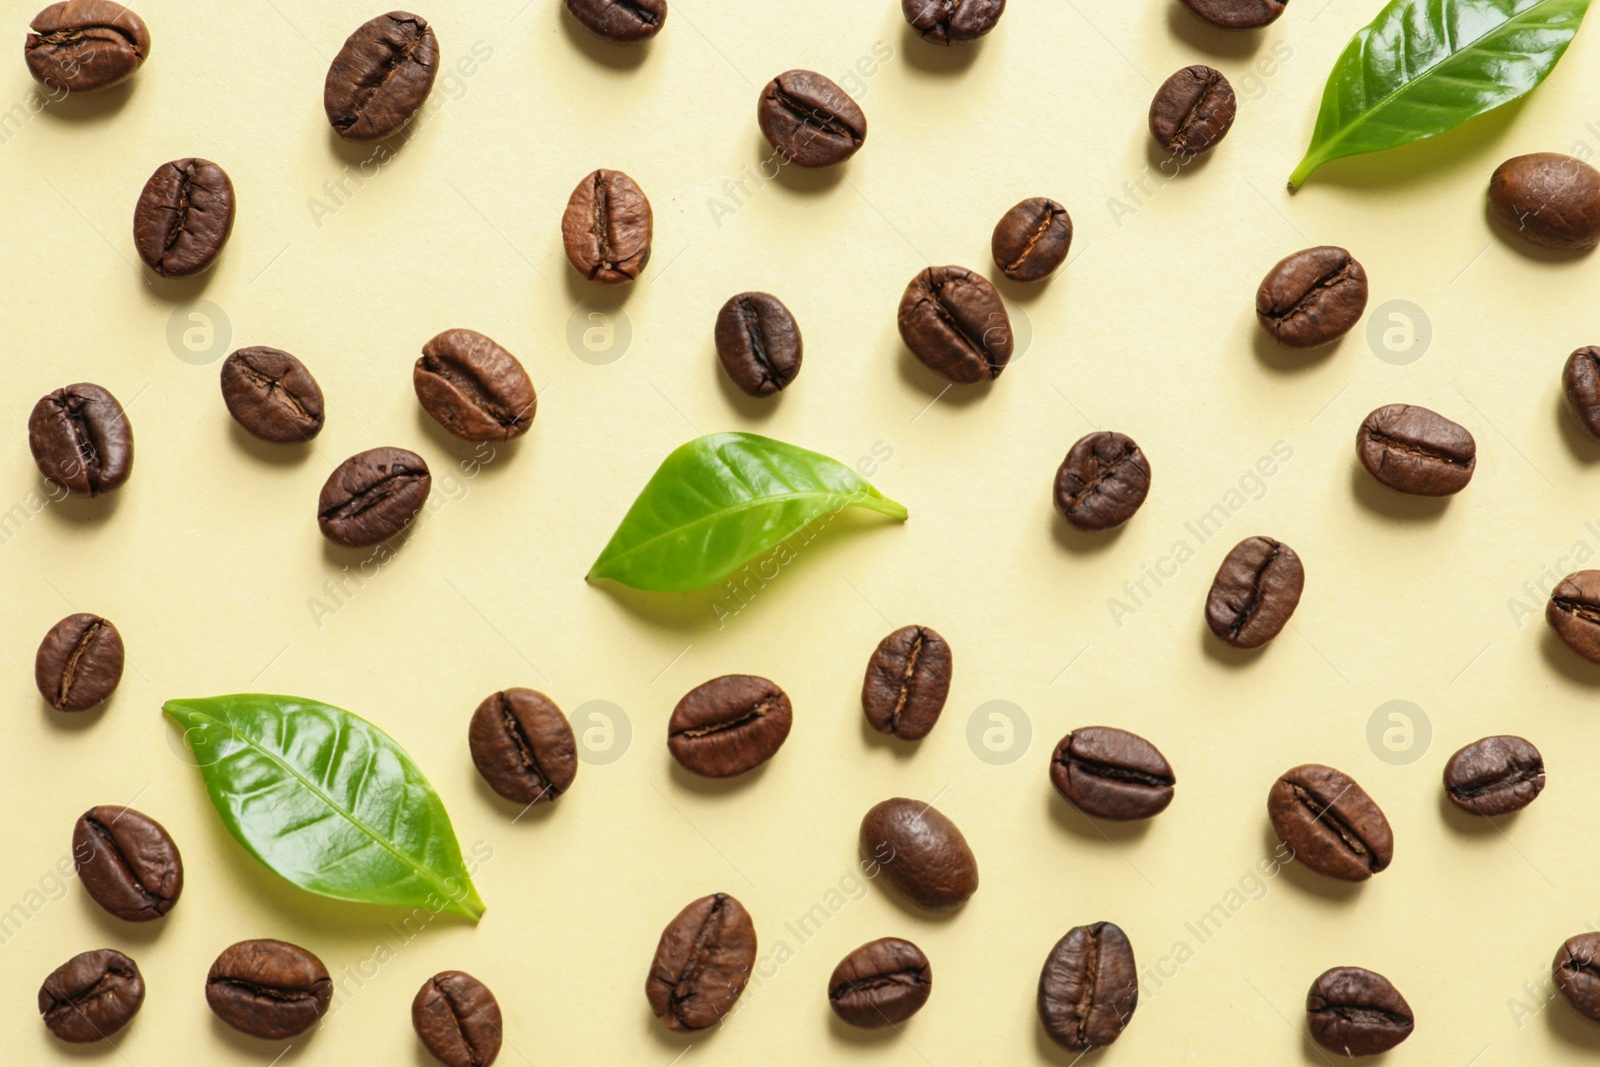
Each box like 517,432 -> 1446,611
1291,98 -> 1530,194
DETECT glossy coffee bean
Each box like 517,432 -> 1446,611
828,937 -> 932,1029
1050,727 -> 1175,821
898,265 -> 1013,384
1180,0 -> 1286,28
133,158 -> 235,277
901,0 -> 1005,43
1356,404 -> 1475,496
565,0 -> 665,41
1256,246 -> 1368,347
1489,153 -> 1600,251
1548,570 -> 1600,664
992,197 -> 1072,282
35,613 -> 123,711
647,893 -> 756,1032
1564,346 -> 1600,441
757,69 -> 866,168
28,383 -> 133,496
221,347 -> 325,443
73,806 -> 182,922
1307,967 -> 1415,1056
562,168 -> 652,283
1269,764 -> 1393,882
1444,735 -> 1544,817
715,292 -> 802,396
468,688 -> 578,805
25,1 -> 150,94
1556,933 -> 1600,1022
1205,536 -> 1303,648
38,949 -> 143,1043
206,939 -> 332,1040
859,798 -> 978,911
1149,65 -> 1236,156
1038,922 -> 1138,1051
416,329 -> 537,441
324,12 -> 438,142
317,447 -> 431,548
1053,431 -> 1151,531
413,971 -> 502,1067
669,675 -> 792,777
861,625 -> 952,741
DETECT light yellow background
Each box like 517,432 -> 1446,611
4,0 -> 1600,1062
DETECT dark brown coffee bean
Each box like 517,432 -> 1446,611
646,893 -> 756,1032
1556,933 -> 1600,1022
1444,735 -> 1544,817
901,0 -> 1005,43
1356,404 -> 1475,496
1180,0 -> 1286,28
1256,246 -> 1369,348
861,625 -> 952,741
35,613 -> 123,711
468,688 -> 578,805
416,329 -> 537,441
1268,764 -> 1393,882
715,292 -> 802,396
25,1 -> 150,94
757,69 -> 867,168
1053,431 -> 1151,531
1548,570 -> 1600,664
1149,65 -> 1236,156
669,675 -> 792,778
28,383 -> 133,496
317,447 -> 431,548
565,0 -> 665,41
1565,347 -> 1600,440
73,806 -> 182,922
206,939 -> 332,1040
1307,967 -> 1415,1056
992,197 -> 1072,282
413,971 -> 502,1067
1205,536 -> 1303,648
828,937 -> 932,1029
1489,153 -> 1600,251
38,949 -> 143,1043
1038,922 -> 1138,1051
133,158 -> 235,277
898,265 -> 1013,384
1050,727 -> 1175,821
324,12 -> 438,142
562,168 -> 652,284
221,347 -> 325,443
859,798 -> 978,910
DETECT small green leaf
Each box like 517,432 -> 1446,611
588,432 -> 907,592
163,694 -> 485,920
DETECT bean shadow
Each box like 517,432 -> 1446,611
1263,822 -> 1362,904
991,270 -> 1054,306
667,754 -> 771,796
1199,625 -> 1266,670
643,1005 -> 697,1053
1557,391 -> 1600,461
81,896 -> 166,946
898,24 -> 982,75
896,346 -> 993,406
1034,1022 -> 1102,1064
1046,790 -> 1153,846
320,533 -> 411,573
859,714 -> 921,761
471,772 -> 559,824
563,266 -> 637,310
1437,789 -> 1505,838
413,409 -> 522,478
1050,511 -> 1126,555
828,1011 -> 902,1047
1145,138 -> 1216,180
1349,463 -> 1450,523
210,1016 -> 303,1059
1485,200 -> 1596,263
39,483 -> 122,530
42,700 -> 112,733
143,268 -> 217,304
713,352 -> 783,420
1163,4 -> 1267,60
752,133 -> 848,196
228,421 -> 315,467
1541,629 -> 1600,687
39,80 -> 136,122
1549,996 -> 1600,1050
559,11 -> 653,70
1251,325 -> 1343,374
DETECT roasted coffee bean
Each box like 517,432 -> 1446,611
1050,727 -> 1175,821
413,971 -> 502,1067
992,197 -> 1072,282
1268,764 -> 1393,882
206,939 -> 332,1040
898,265 -> 1014,384
73,806 -> 182,922
1556,933 -> 1600,1022
1053,432 -> 1151,531
133,158 -> 235,277
221,347 -> 325,443
562,168 -> 653,283
669,675 -> 792,777
468,688 -> 578,805
1205,536 -> 1303,648
35,613 -> 123,711
1256,246 -> 1369,348
1548,570 -> 1600,664
1489,153 -> 1600,251
565,0 -> 665,41
324,12 -> 438,142
416,329 -> 537,440
1444,735 -> 1544,817
861,625 -> 952,741
317,446 -> 431,548
859,798 -> 978,910
28,383 -> 132,496
715,292 -> 802,396
828,938 -> 932,1029
646,893 -> 756,1032
1564,347 -> 1600,440
1307,967 -> 1415,1056
1357,404 -> 1476,496
1180,0 -> 1286,28
757,70 -> 867,168
901,0 -> 1005,43
1149,65 -> 1236,156
25,1 -> 150,94
1037,922 -> 1138,1051
38,949 -> 143,1043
